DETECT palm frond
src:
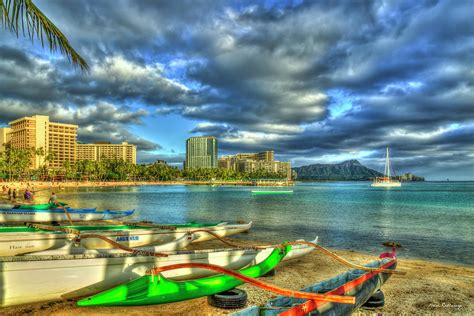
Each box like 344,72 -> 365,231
1,0 -> 89,72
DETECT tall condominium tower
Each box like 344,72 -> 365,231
185,136 -> 218,169
8,115 -> 77,169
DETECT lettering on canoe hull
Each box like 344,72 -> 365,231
115,236 -> 139,242
0,211 -> 37,215
9,243 -> 36,250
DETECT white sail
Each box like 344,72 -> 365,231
371,147 -> 401,187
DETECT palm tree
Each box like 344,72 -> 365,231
1,0 -> 88,71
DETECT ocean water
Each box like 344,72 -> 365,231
48,182 -> 473,266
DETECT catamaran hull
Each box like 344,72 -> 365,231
0,239 -> 314,307
0,209 -> 134,223
0,222 -> 252,256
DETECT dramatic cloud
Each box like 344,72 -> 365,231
0,0 -> 472,179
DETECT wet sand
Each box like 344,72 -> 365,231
0,238 -> 472,315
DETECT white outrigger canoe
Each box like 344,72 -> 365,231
0,237 -> 317,307
0,221 -> 253,256
0,204 -> 135,223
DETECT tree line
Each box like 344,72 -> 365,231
0,147 -> 287,181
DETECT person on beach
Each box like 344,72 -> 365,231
7,187 -> 11,200
24,189 -> 33,203
12,188 -> 17,202
48,192 -> 57,204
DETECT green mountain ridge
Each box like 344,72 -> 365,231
293,160 -> 424,181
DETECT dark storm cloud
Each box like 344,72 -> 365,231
0,45 -> 34,68
0,0 -> 473,178
0,98 -> 160,152
78,122 -> 160,151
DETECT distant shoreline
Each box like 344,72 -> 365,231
0,180 -> 295,190
2,180 -> 470,191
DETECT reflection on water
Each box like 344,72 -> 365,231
36,182 -> 474,265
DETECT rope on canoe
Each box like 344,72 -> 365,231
147,262 -> 356,305
27,223 -> 80,235
188,230 -> 405,275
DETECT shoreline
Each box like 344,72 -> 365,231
0,180 -> 294,189
0,238 -> 472,315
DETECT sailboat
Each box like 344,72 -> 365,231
371,147 -> 401,187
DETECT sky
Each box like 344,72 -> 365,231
0,0 -> 473,180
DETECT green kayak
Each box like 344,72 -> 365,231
77,244 -> 291,306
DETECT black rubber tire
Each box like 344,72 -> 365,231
208,288 -> 247,309
362,290 -> 385,308
362,299 -> 385,308
262,268 -> 276,277
370,290 -> 385,302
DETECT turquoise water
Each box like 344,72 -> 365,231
52,182 -> 473,265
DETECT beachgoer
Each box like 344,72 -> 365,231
25,189 -> 32,202
12,188 -> 17,202
48,192 -> 57,204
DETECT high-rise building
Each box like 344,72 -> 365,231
237,160 -> 292,179
76,142 -> 137,164
234,151 -> 274,162
256,150 -> 274,161
185,136 -> 218,169
218,150 -> 291,179
0,127 -> 11,153
8,115 -> 77,168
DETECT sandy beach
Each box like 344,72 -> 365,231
0,238 -> 471,316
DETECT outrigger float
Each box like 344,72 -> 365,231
0,221 -> 253,256
0,238 -> 316,307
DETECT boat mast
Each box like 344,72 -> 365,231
386,147 -> 391,178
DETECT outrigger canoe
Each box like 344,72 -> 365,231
232,249 -> 397,315
0,238 -> 316,307
0,221 -> 252,255
78,245 -> 291,306
0,204 -> 134,223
